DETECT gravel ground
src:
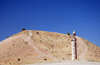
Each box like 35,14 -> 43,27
25,61 -> 100,65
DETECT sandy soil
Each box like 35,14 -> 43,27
76,36 -> 88,61
0,30 -> 100,64
24,61 -> 100,65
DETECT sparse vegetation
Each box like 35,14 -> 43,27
7,36 -> 9,38
18,58 -> 20,61
37,32 -> 39,34
40,40 -> 42,43
62,58 -> 65,60
22,28 -> 26,31
67,32 -> 70,36
25,42 -> 28,45
44,58 -> 47,61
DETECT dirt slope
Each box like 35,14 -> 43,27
0,30 -> 100,65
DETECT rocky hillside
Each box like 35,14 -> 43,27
0,30 -> 100,65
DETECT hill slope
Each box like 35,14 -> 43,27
0,30 -> 100,65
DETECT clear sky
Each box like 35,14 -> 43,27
0,0 -> 100,47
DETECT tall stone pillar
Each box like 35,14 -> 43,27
71,31 -> 77,61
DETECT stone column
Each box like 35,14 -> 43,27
71,31 -> 77,61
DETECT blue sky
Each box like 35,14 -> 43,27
0,0 -> 100,47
